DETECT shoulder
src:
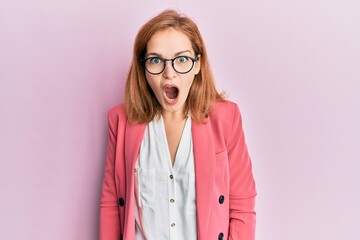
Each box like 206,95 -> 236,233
212,100 -> 238,112
210,100 -> 242,122
107,103 -> 127,127
206,100 -> 244,148
207,100 -> 243,132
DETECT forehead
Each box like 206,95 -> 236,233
146,28 -> 194,56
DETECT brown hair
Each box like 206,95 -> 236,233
125,9 -> 224,124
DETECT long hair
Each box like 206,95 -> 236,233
125,9 -> 224,124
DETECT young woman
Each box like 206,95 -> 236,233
100,9 -> 257,240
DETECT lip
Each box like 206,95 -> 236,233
163,84 -> 179,105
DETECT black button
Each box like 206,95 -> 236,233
218,232 -> 224,240
170,174 -> 174,179
118,198 -> 125,206
219,195 -> 225,204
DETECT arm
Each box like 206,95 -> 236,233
99,111 -> 121,240
227,104 -> 257,240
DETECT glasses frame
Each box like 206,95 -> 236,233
142,55 -> 198,75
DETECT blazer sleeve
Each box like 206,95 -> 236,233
99,111 -> 121,240
227,104 -> 257,240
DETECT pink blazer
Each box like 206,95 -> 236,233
99,100 -> 257,240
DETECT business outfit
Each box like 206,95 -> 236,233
99,100 -> 257,240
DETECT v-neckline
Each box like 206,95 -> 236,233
159,116 -> 191,172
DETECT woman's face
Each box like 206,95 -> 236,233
145,28 -> 200,115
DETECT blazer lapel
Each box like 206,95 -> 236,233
192,119 -> 215,240
123,121 -> 146,240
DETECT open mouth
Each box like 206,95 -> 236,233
164,85 -> 179,103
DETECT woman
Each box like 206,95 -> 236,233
100,9 -> 257,240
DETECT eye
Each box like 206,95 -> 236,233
149,57 -> 162,64
176,56 -> 189,63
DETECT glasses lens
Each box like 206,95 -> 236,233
173,56 -> 194,73
145,57 -> 164,74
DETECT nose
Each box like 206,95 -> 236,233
162,60 -> 176,79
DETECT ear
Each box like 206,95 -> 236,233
194,55 -> 201,75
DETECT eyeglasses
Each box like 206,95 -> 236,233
142,56 -> 198,75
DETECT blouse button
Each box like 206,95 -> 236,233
171,223 -> 176,227
169,174 -> 174,179
170,199 -> 175,203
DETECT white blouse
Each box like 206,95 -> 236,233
134,116 -> 197,240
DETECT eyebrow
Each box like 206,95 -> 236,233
146,50 -> 192,58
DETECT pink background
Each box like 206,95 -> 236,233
1,0 -> 359,239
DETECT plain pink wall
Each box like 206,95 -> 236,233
1,0 -> 359,239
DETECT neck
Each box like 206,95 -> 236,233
162,110 -> 187,123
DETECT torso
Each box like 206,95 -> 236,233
134,115 -> 197,239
